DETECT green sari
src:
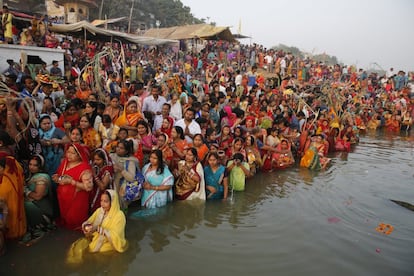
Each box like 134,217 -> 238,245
24,173 -> 54,230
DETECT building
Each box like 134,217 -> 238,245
53,0 -> 98,23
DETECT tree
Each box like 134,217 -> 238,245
91,0 -> 202,31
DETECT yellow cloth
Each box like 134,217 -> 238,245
67,190 -> 127,264
0,156 -> 26,239
115,97 -> 143,128
2,13 -> 13,39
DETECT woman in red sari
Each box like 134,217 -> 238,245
52,143 -> 93,230
89,148 -> 114,214
54,103 -> 80,133
247,98 -> 261,117
271,139 -> 295,169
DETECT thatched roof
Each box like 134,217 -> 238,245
49,21 -> 178,46
142,24 -> 235,42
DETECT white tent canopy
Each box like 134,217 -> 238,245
49,21 -> 178,46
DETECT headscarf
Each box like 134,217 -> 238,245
71,143 -> 90,163
157,133 -> 169,150
222,105 -> 237,127
38,114 -> 56,140
93,148 -> 114,176
89,189 -> 127,253
115,96 -> 143,128
160,117 -> 174,137
67,189 -> 127,264
244,115 -> 256,128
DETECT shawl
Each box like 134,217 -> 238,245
38,114 -> 56,140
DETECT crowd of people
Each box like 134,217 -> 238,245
0,11 -> 413,260
1,5 -> 60,47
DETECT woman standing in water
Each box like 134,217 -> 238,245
141,149 -> 174,209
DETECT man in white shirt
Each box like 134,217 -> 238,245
32,81 -> 64,114
280,58 -> 286,77
142,84 -> 166,125
235,69 -> 243,87
168,93 -> 182,121
265,52 -> 273,72
174,108 -> 201,143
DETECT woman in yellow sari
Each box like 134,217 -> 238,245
67,189 -> 127,263
0,130 -> 26,239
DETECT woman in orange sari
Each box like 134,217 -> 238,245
192,134 -> 209,164
154,133 -> 173,167
79,115 -> 102,152
52,143 -> 93,230
104,96 -> 122,123
75,81 -> 92,103
0,131 -> 26,239
169,126 -> 189,172
115,96 -> 143,130
385,114 -> 400,132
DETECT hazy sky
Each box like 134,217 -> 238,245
181,0 -> 414,72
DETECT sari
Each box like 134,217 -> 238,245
141,164 -> 174,209
140,133 -> 157,165
75,89 -> 92,102
218,133 -> 233,152
89,149 -> 114,214
56,144 -> 92,230
39,114 -> 66,176
300,146 -> 322,170
175,161 -> 205,200
67,190 -> 128,264
221,106 -> 237,128
54,112 -> 80,131
157,133 -> 173,166
245,146 -> 262,174
103,106 -> 122,124
160,117 -> 174,137
170,138 -> 189,171
272,141 -> 295,169
24,172 -> 54,231
115,97 -> 143,128
0,154 -> 26,239
82,127 -> 102,152
204,165 -> 226,200
194,143 -> 209,163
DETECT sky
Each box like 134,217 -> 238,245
181,0 -> 414,72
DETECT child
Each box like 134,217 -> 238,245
99,114 -> 120,148
227,153 -> 250,192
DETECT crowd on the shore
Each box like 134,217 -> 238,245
0,7 -> 413,259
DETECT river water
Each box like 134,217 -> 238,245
1,131 -> 414,276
